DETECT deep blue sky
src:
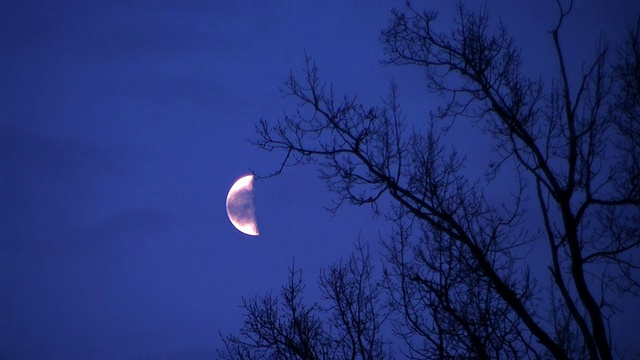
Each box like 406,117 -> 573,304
3,1 -> 640,358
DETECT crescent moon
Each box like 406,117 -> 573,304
226,174 -> 259,236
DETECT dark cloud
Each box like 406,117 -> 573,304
1,125 -> 177,356
2,124 -> 175,259
2,125 -> 116,250
85,17 -> 208,61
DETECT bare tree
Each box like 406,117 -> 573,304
219,247 -> 393,360
319,241 -> 391,360
383,206 -> 534,359
246,2 -> 640,359
219,263 -> 331,360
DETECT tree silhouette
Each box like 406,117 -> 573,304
219,243 -> 392,360
319,241 -> 390,360
222,2 -> 640,359
219,262 -> 331,360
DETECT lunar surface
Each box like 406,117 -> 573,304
226,174 -> 259,236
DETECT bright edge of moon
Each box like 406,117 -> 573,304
226,174 -> 259,236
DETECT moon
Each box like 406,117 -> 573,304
226,174 -> 259,236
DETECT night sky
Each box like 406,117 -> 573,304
3,1 -> 640,358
